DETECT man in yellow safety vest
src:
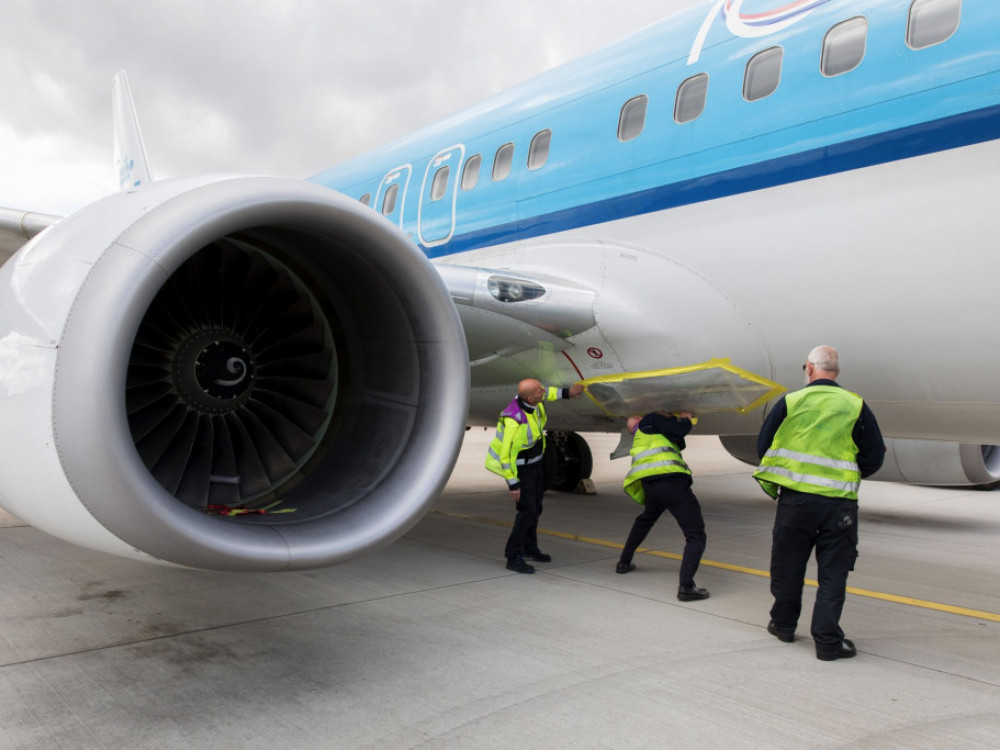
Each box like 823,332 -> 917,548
618,410 -> 709,601
485,378 -> 584,573
754,346 -> 884,661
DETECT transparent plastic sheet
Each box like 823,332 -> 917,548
581,358 -> 785,417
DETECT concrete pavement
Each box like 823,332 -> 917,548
0,430 -> 997,748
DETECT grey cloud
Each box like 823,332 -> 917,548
0,0 -> 698,213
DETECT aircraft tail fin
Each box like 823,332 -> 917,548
112,70 -> 153,190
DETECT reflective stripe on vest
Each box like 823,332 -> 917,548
763,447 -> 859,472
753,385 -> 863,500
623,431 -> 690,504
486,446 -> 513,474
757,463 -> 860,495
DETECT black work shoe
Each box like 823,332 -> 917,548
506,556 -> 535,574
677,584 -> 710,601
816,639 -> 856,661
616,561 -> 636,574
523,550 -> 552,562
767,620 -> 795,643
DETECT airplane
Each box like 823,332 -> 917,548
0,0 -> 997,572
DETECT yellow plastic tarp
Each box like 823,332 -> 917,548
581,358 -> 785,417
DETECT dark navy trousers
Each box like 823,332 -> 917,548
504,460 -> 544,560
769,489 -> 859,650
620,478 -> 706,587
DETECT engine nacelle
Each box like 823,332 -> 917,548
871,439 -> 1000,487
0,176 -> 469,570
718,435 -> 1000,487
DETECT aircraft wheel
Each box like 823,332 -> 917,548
544,431 -> 594,493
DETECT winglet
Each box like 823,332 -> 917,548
112,70 -> 153,190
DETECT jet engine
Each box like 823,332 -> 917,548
0,176 -> 469,571
871,439 -> 1000,487
719,435 -> 1000,488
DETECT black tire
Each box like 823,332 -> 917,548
546,431 -> 594,493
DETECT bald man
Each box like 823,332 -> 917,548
754,346 -> 884,661
485,378 -> 584,573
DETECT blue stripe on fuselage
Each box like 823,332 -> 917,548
424,102 -> 1000,260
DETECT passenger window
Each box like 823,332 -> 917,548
744,47 -> 783,102
907,0 -> 961,49
360,193 -> 371,207
618,95 -> 648,141
528,130 -> 551,170
493,143 -> 514,181
381,184 -> 398,216
461,154 -> 481,191
821,17 -> 867,76
674,74 -> 708,124
430,165 -> 450,201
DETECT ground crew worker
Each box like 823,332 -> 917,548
617,410 -> 709,601
754,345 -> 884,661
485,378 -> 584,573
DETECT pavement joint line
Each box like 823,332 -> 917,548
429,509 -> 1000,624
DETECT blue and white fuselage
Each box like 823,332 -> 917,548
314,0 -> 1000,450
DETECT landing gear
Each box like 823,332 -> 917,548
543,431 -> 594,493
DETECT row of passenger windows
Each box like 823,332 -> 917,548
450,128 -> 553,193
619,0 -> 961,139
361,128 -> 552,215
362,0 -> 962,215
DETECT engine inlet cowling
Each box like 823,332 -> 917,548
0,175 -> 469,571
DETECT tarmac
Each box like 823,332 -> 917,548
1,429 -> 998,748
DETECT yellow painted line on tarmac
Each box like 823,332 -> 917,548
839,586 -> 1000,623
429,509 -> 1000,624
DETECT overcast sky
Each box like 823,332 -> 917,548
0,0 -> 702,215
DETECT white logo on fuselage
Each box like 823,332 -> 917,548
688,0 -> 832,65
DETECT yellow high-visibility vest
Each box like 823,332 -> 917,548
754,385 -> 863,500
623,429 -> 691,504
485,386 -> 562,488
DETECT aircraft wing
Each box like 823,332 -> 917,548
0,208 -> 60,264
